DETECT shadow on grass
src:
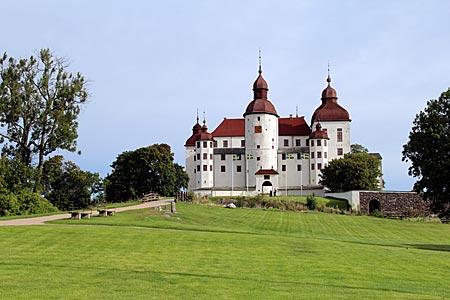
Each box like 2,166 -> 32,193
406,244 -> 450,252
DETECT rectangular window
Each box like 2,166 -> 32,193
194,169 -> 196,174
257,145 -> 260,149
213,141 -> 218,148
194,156 -> 196,161
223,140 -> 228,148
284,139 -> 289,147
210,141 -> 213,148
282,165 -> 286,172
337,128 -> 343,142
297,164 -> 302,171
324,140 -> 327,146
338,148 -> 343,156
197,141 -> 200,148
324,152 -> 327,158
311,163 -> 315,170
197,153 -> 200,160
203,165 -> 207,171
317,151 -> 322,159
197,165 -> 200,171
241,140 -> 245,147
257,157 -> 261,161
255,125 -> 262,133
318,163 -> 322,170
210,165 -> 213,171
264,175 -> 270,180
311,152 -> 315,159
297,153 -> 301,159
306,140 -> 309,147
295,139 -> 301,147
317,140 -> 321,147
210,154 -> 213,160
282,153 -> 286,160
221,165 -> 226,172
203,153 -> 207,160
311,140 -> 314,147
221,154 -> 226,161
237,165 -> 242,172
203,141 -> 207,148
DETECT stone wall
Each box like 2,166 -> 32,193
359,191 -> 431,216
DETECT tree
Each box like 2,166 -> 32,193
319,152 -> 382,192
402,88 -> 450,218
105,144 -> 189,202
42,155 -> 101,210
0,156 -> 57,216
351,143 -> 369,153
0,49 -> 88,186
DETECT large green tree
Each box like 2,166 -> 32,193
402,88 -> 450,218
0,49 -> 87,186
105,144 -> 188,202
42,155 -> 101,210
319,152 -> 382,192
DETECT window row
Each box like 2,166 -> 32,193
310,151 -> 327,159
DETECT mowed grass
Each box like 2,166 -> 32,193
0,203 -> 449,299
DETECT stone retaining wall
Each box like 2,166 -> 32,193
359,191 -> 431,216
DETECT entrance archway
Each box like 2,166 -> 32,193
262,181 -> 273,195
369,200 -> 381,214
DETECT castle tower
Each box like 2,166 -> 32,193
243,63 -> 279,194
311,74 -> 351,162
194,119 -> 214,189
185,115 -> 202,190
308,122 -> 329,185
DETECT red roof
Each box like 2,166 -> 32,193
279,117 -> 311,136
210,117 -> 312,138
212,118 -> 245,137
255,168 -> 279,175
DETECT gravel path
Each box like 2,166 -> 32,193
0,199 -> 175,226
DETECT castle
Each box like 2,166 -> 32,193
185,63 -> 351,196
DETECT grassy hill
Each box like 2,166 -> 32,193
0,202 -> 449,299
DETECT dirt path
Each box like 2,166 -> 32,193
0,199 -> 175,226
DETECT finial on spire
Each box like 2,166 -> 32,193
258,49 -> 262,73
203,111 -> 206,125
296,105 -> 298,118
196,108 -> 199,123
327,60 -> 332,85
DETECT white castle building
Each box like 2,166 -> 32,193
185,64 -> 351,196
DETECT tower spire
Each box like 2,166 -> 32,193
196,108 -> 199,124
327,60 -> 332,85
258,49 -> 262,73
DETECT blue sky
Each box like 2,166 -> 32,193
2,0 -> 450,190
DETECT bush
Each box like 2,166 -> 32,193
306,195 -> 317,211
371,209 -> 384,218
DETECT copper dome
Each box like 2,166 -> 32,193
311,75 -> 350,123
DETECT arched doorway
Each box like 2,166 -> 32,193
369,200 -> 381,214
262,181 -> 273,195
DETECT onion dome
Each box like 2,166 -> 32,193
244,65 -> 278,117
185,116 -> 202,146
196,119 -> 214,141
309,122 -> 329,140
311,75 -> 350,123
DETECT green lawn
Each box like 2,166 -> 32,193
0,203 -> 449,299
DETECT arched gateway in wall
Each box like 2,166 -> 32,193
262,181 -> 273,194
368,199 -> 381,214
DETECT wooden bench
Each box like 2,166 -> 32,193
97,209 -> 116,217
69,211 -> 92,220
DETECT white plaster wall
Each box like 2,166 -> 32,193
312,121 -> 350,161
